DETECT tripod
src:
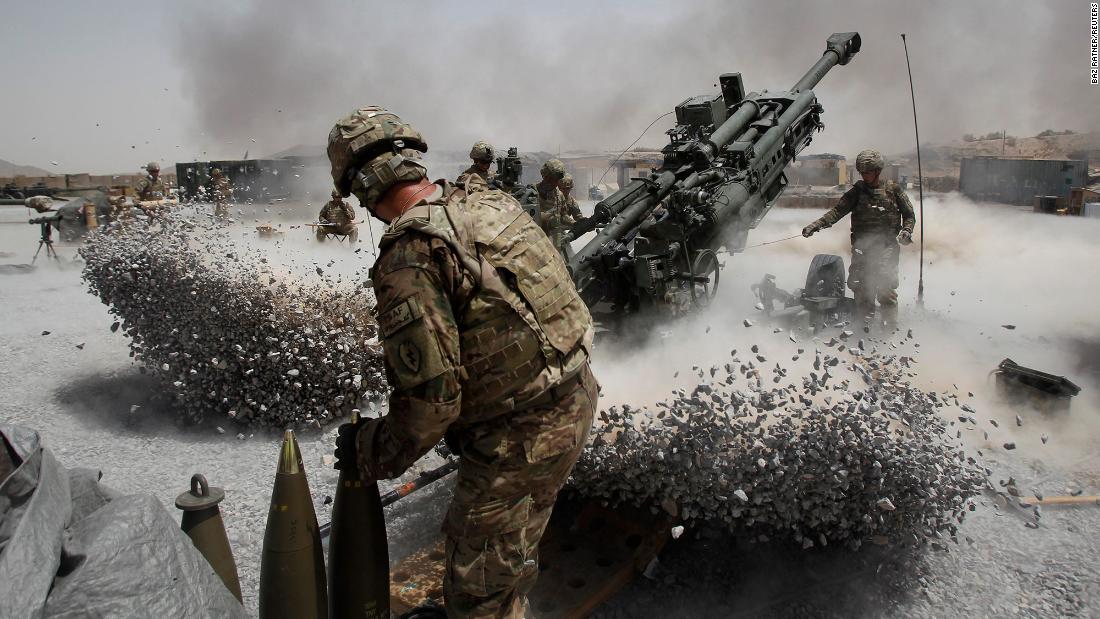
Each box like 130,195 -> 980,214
32,222 -> 59,264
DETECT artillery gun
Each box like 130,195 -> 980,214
567,32 -> 861,329
491,146 -> 540,220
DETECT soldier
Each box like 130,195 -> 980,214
559,173 -> 583,224
456,140 -> 495,189
535,158 -> 574,255
316,189 -> 358,243
134,161 -> 166,202
327,106 -> 596,619
210,168 -> 231,220
802,149 -> 915,328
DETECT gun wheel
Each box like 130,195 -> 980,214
691,249 -> 721,308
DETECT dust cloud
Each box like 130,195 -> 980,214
592,191 -> 1100,469
172,1 -> 1097,163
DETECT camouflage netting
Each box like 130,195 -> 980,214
79,214 -> 386,427
570,336 -> 987,549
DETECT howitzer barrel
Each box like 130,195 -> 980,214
793,32 -> 861,92
709,33 -> 859,154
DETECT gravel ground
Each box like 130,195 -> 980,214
2,196 -> 1099,617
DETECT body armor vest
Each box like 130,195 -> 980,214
377,182 -> 593,418
136,174 -> 166,201
849,181 -> 905,237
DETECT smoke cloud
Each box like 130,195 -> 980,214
172,1 -> 1099,164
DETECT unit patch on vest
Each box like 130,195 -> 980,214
378,296 -> 422,337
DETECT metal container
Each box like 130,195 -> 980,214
960,157 -> 1087,205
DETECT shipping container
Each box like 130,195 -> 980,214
175,159 -> 292,202
959,157 -> 1087,205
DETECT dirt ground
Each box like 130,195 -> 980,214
2,196 -> 1099,617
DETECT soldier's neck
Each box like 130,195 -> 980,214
375,179 -> 439,222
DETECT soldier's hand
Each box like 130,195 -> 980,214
897,230 -> 913,245
802,224 -> 818,238
333,416 -> 368,471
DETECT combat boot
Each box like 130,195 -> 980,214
877,290 -> 899,333
853,289 -> 875,330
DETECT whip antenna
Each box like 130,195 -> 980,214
901,33 -> 925,305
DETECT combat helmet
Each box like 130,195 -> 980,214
327,106 -> 428,207
469,140 -> 494,163
560,173 -> 574,190
540,158 -> 566,180
855,149 -> 885,173
146,161 -> 161,173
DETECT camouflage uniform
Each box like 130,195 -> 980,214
808,180 -> 915,323
317,195 -> 357,242
456,164 -> 492,191
211,171 -> 231,219
535,183 -> 574,256
457,141 -> 495,190
560,174 -> 583,226
357,180 -> 596,618
134,173 -> 166,202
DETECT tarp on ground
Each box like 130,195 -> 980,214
0,424 -> 247,618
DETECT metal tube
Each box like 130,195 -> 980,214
792,52 -> 841,93
706,100 -> 761,154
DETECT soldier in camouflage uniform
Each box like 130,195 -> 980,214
328,107 -> 597,619
535,158 -> 574,256
316,189 -> 358,243
456,140 -> 495,190
802,149 -> 915,328
210,168 -> 231,220
134,161 -> 166,202
559,173 -> 583,224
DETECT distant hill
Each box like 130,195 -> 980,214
0,158 -> 53,177
889,131 -> 1100,177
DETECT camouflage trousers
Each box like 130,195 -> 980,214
848,232 -> 900,323
442,364 -> 597,619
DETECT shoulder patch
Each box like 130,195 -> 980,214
377,295 -> 423,337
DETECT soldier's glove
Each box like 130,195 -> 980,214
897,230 -> 913,245
333,416 -> 368,471
802,223 -> 821,238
